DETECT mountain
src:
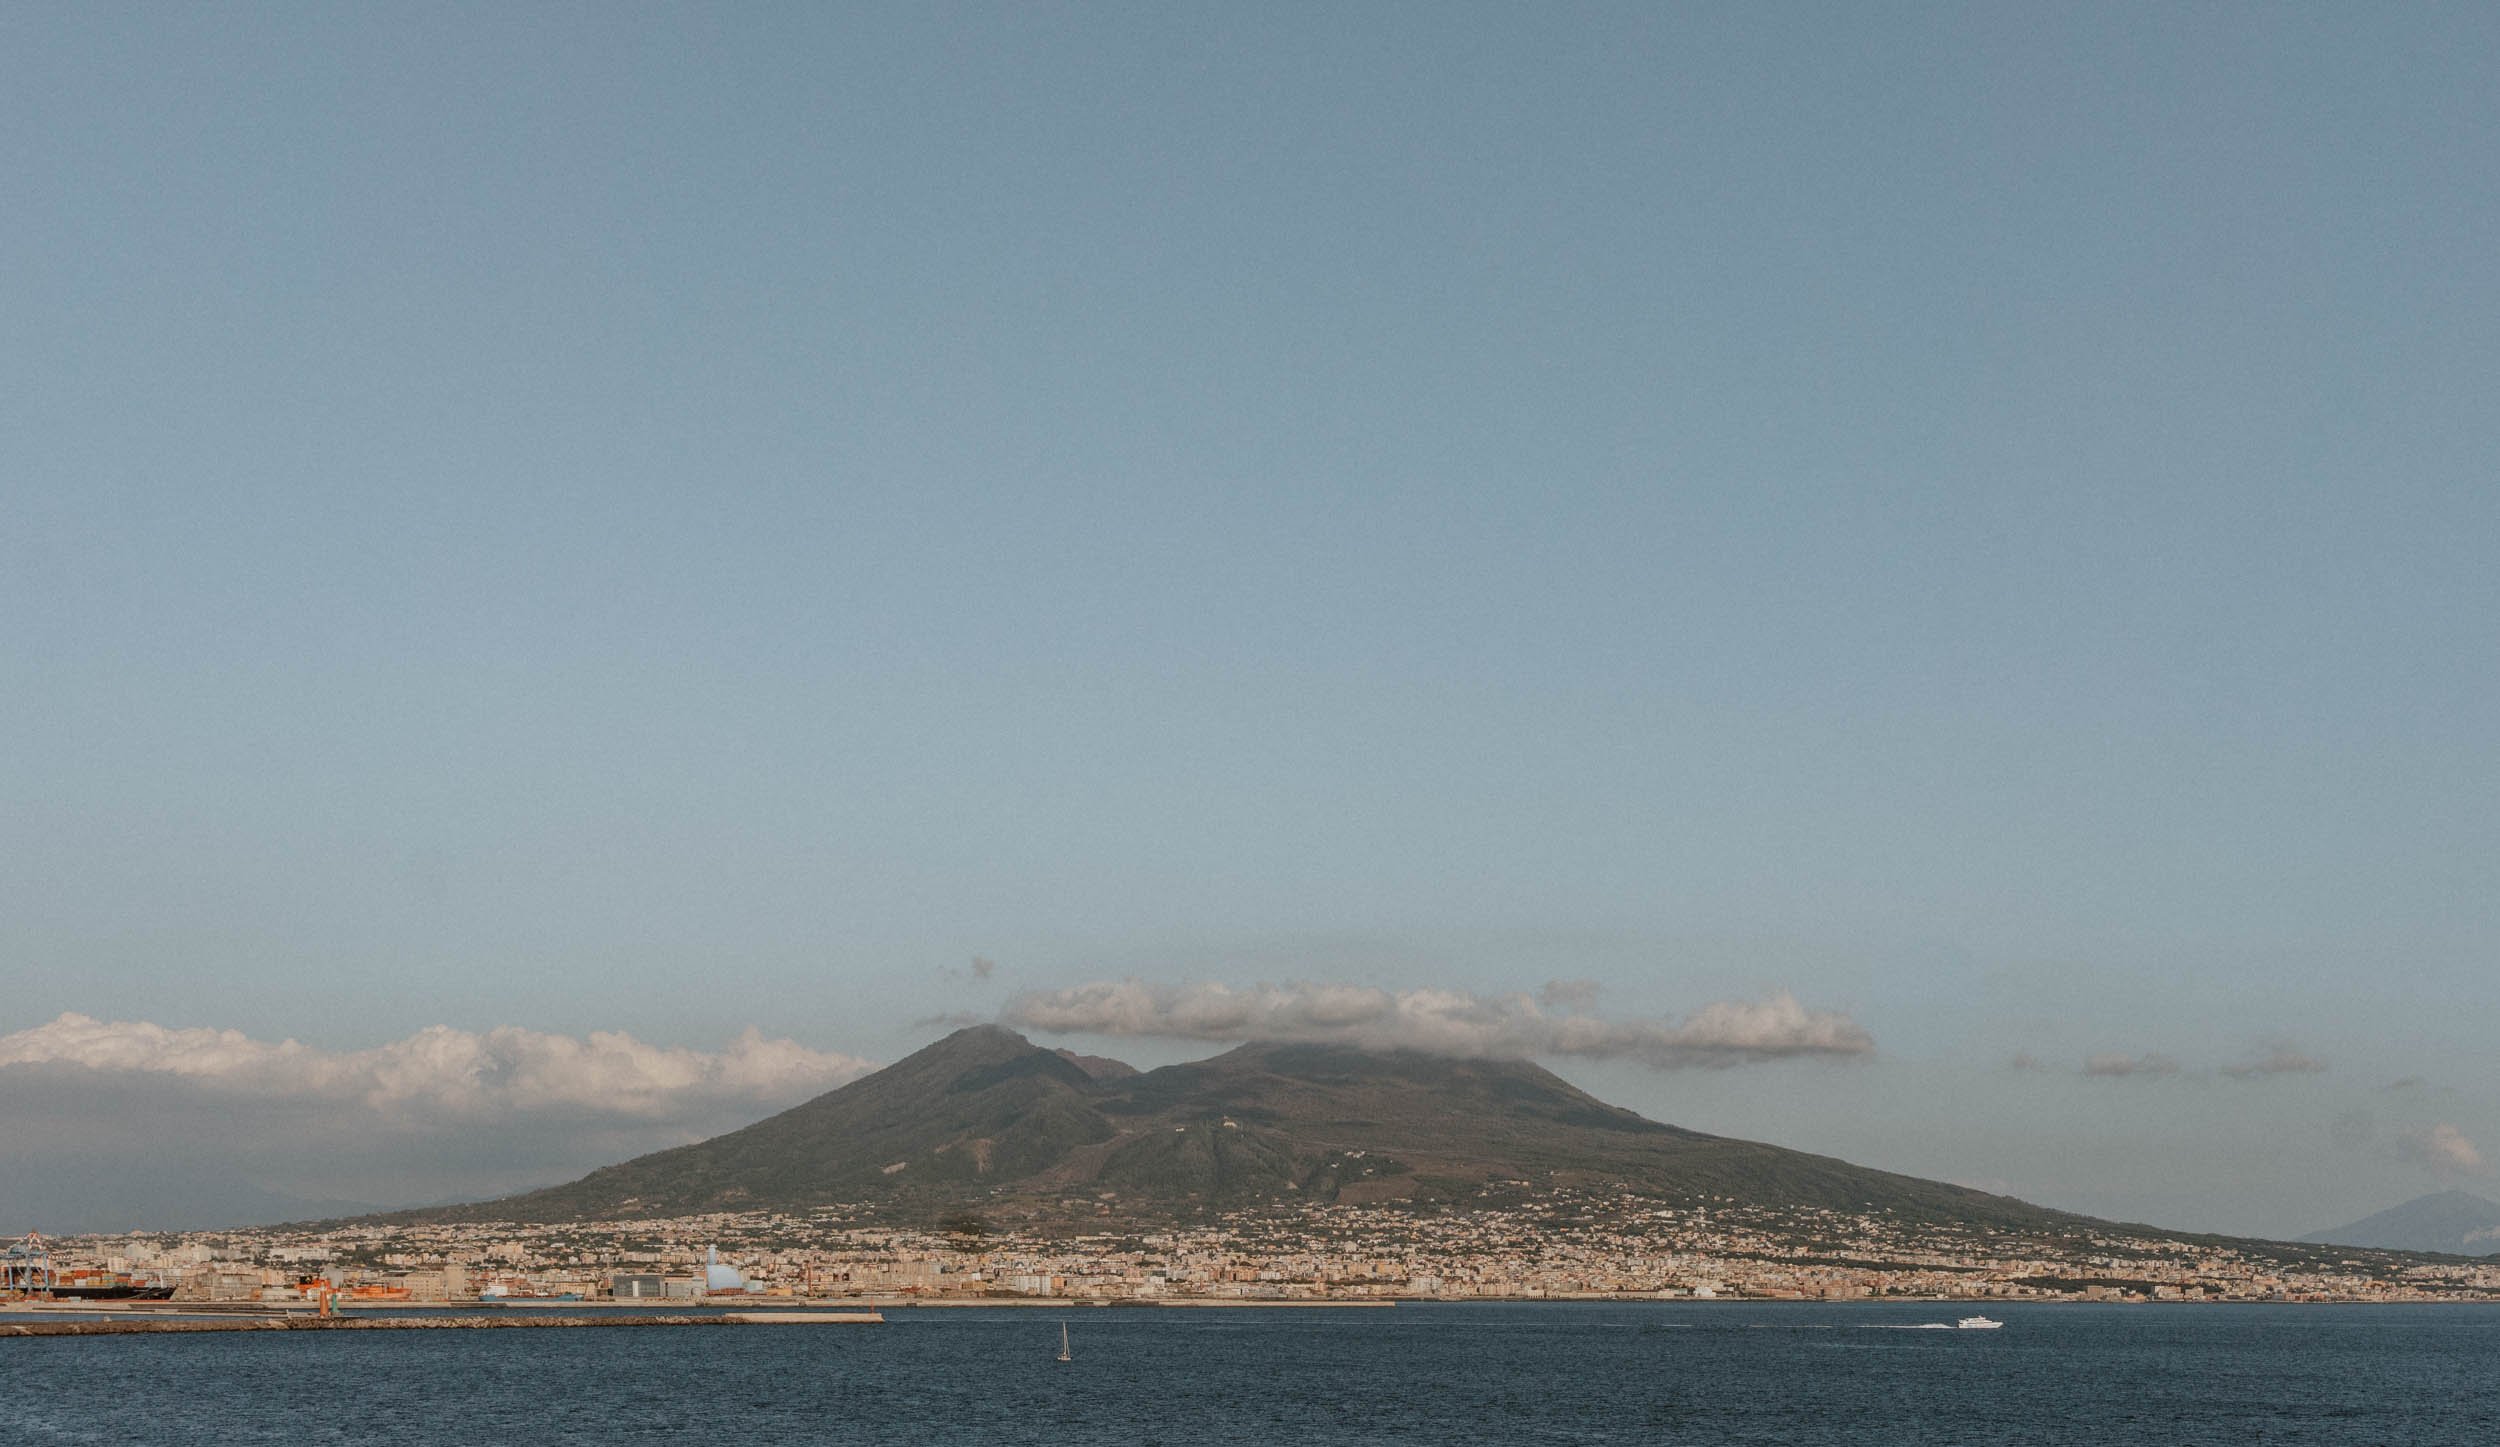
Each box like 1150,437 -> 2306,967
394,1026 -> 2075,1230
2304,1191 -> 2500,1256
1053,1048 -> 1139,1082
1,1154 -> 382,1234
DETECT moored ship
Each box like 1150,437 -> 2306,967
51,1267 -> 176,1302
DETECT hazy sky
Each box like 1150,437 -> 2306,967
4,4 -> 2494,1238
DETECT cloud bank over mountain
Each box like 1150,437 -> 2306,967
0,1014 -> 877,1229
2394,1123 -> 2490,1179
0,1013 -> 873,1124
1000,980 -> 1874,1070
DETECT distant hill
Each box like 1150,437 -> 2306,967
388,1025 -> 2076,1230
1,1154 -> 381,1235
2304,1190 -> 2500,1256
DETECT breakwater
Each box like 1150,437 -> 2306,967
3,1311 -> 881,1337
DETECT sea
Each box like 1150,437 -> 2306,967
5,1301 -> 2496,1444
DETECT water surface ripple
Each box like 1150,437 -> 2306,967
6,1301 -> 2495,1444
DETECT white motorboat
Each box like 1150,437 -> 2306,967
1956,1315 -> 2003,1330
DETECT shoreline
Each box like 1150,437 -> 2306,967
3,1312 -> 882,1338
11,1296 -> 2492,1337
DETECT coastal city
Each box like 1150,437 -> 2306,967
17,1191 -> 2500,1310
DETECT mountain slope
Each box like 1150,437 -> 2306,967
432,1025 -> 1115,1221
1098,1041 -> 2056,1225
397,1026 -> 2071,1229
2304,1190 -> 2500,1256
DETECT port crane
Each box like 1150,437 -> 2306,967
3,1232 -> 53,1298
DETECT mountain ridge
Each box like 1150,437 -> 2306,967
382,1025 -> 2074,1231
2304,1190 -> 2500,1256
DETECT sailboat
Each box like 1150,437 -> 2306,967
1056,1321 -> 1072,1362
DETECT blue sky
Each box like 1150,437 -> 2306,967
3,4 -> 2494,1237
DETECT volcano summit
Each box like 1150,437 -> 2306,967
395,1025 -> 2068,1231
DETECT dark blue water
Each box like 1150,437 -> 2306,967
5,1301 -> 2496,1444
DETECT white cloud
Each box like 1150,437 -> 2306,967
2221,1043 -> 2328,1079
0,1014 -> 883,1226
0,1013 -> 874,1126
2394,1122 -> 2490,1178
2081,1052 -> 2181,1079
999,979 -> 1873,1070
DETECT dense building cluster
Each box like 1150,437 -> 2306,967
25,1192 -> 2500,1307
